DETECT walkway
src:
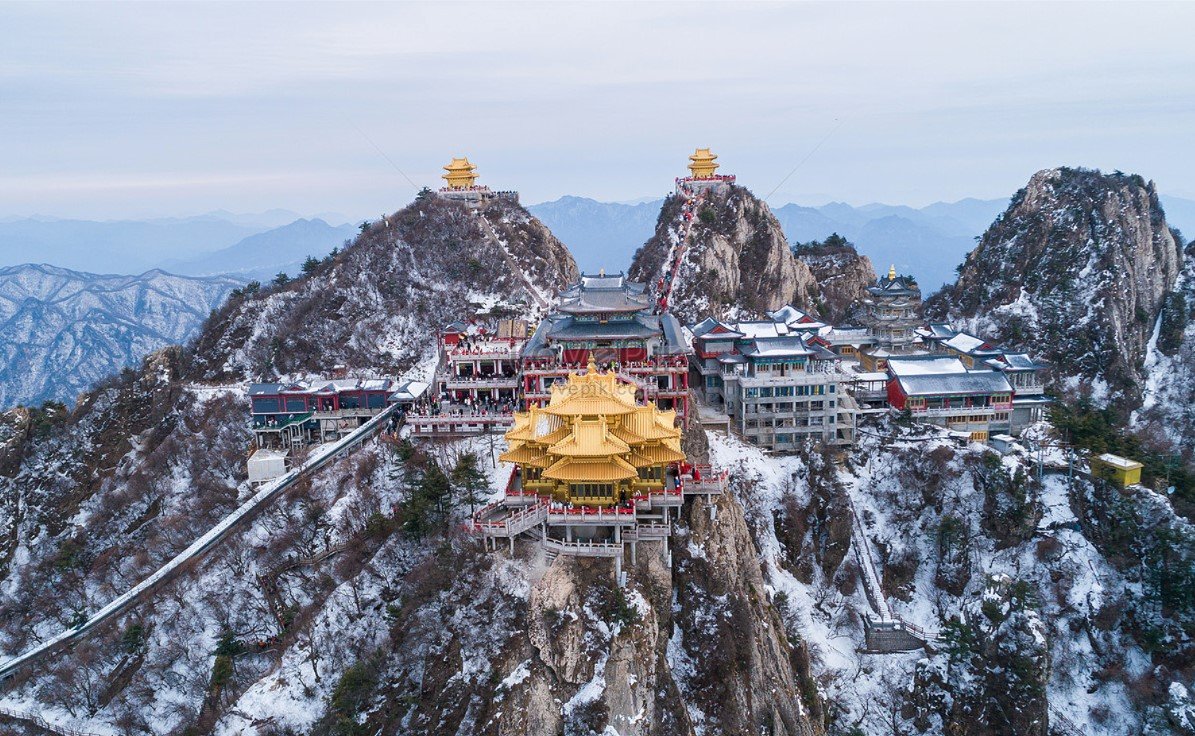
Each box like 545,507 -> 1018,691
844,486 -> 938,651
653,184 -> 704,311
0,404 -> 401,682
0,705 -> 103,736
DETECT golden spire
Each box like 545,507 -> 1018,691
687,148 -> 719,178
442,156 -> 478,190
587,356 -> 598,374
888,264 -> 897,281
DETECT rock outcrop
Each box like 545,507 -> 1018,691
927,167 -> 1183,409
629,185 -> 818,325
189,194 -> 578,382
793,235 -> 878,324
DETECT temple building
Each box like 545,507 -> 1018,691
917,323 -> 1049,431
885,355 -> 1014,441
688,148 -> 720,178
690,308 -> 858,449
435,318 -> 527,405
248,377 -> 425,446
473,360 -> 725,582
441,156 -> 478,189
521,273 -> 691,420
858,266 -> 924,370
676,147 -> 736,192
435,155 -> 519,205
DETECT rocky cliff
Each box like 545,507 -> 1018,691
189,194 -> 578,382
792,235 -> 878,324
927,167 -> 1184,409
629,185 -> 818,324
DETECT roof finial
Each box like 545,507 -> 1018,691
587,356 -> 598,374
599,267 -> 605,277
888,264 -> 897,281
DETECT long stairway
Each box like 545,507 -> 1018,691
653,184 -> 704,311
845,488 -> 938,652
0,404 -> 402,682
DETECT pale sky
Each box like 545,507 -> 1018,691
2,1 -> 1193,220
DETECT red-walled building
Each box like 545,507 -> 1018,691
520,273 -> 691,420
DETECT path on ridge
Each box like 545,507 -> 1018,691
0,404 -> 400,682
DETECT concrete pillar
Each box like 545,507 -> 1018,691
631,541 -> 637,565
615,554 -> 622,585
509,536 -> 515,555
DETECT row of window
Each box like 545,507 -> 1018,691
744,384 -> 835,399
745,416 -> 829,428
742,401 -> 832,413
252,395 -> 384,413
570,483 -> 615,498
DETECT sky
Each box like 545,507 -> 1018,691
2,1 -> 1194,221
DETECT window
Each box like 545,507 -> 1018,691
570,483 -> 614,499
252,398 -> 280,413
285,398 -> 308,412
760,387 -> 774,398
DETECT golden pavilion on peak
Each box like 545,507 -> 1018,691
441,156 -> 479,190
687,148 -> 720,179
499,360 -> 684,506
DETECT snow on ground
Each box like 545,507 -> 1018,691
705,423 -> 1150,735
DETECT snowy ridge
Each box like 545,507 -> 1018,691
0,404 -> 398,681
0,264 -> 241,407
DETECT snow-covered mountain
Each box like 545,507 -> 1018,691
0,264 -> 241,408
929,168 -> 1184,410
530,195 -> 1013,291
0,182 -> 1192,736
629,184 -> 818,324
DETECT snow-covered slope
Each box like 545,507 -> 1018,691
0,264 -> 241,408
708,421 -> 1195,735
928,167 -> 1183,409
188,194 -> 578,382
629,184 -> 818,324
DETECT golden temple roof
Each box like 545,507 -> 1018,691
549,418 -> 632,457
630,440 -> 685,467
501,359 -> 686,496
498,443 -> 552,468
442,156 -> 478,190
543,455 -> 639,482
541,362 -> 639,417
688,148 -> 720,178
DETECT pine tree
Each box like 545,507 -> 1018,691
451,452 -> 488,516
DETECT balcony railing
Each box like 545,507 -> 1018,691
913,407 -> 996,418
443,377 -> 520,390
734,371 -> 845,387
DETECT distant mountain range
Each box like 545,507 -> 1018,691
0,264 -> 242,407
531,193 -> 1195,292
526,196 -> 663,275
163,218 -> 357,280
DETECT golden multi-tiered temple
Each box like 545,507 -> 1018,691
687,148 -> 720,179
441,156 -> 478,190
499,360 -> 684,507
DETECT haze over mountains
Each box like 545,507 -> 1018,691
0,189 -> 1190,410
532,194 -> 1195,292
